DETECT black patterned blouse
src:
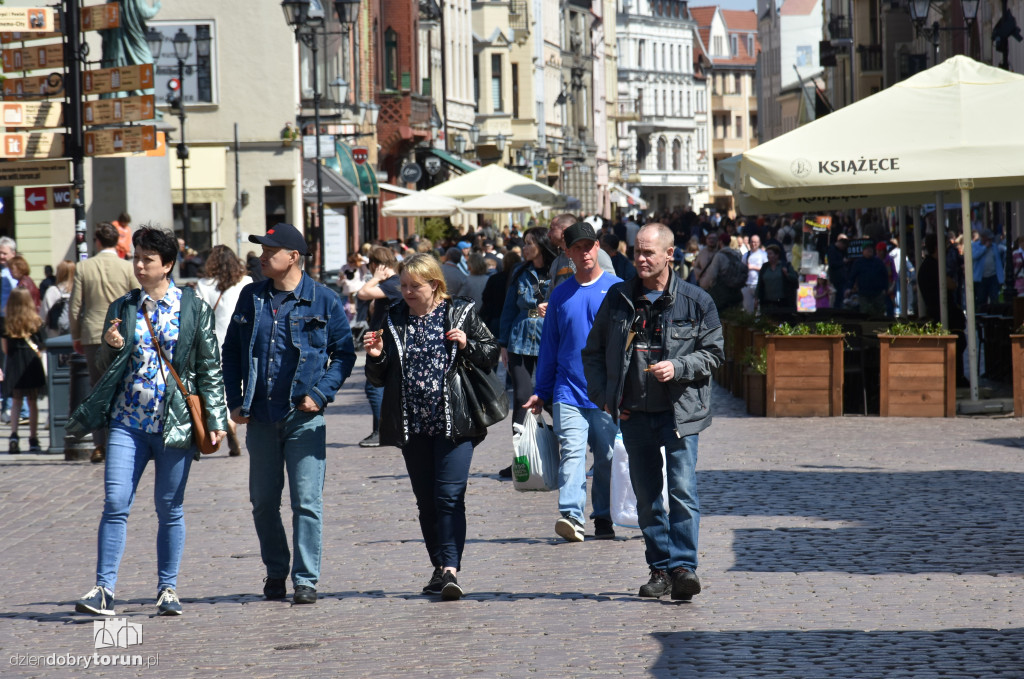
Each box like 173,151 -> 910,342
403,301 -> 448,436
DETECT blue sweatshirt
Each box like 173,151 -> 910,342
534,271 -> 622,408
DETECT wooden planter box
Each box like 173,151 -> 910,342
1010,335 -> 1024,416
744,368 -> 766,416
878,334 -> 957,417
765,334 -> 844,417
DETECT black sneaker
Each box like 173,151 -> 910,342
8,435 -> 18,454
263,577 -> 287,600
638,569 -> 671,598
670,567 -> 702,601
156,587 -> 183,615
293,585 -> 317,604
28,437 -> 41,453
498,465 -> 513,479
359,431 -> 380,448
594,518 -> 616,540
440,571 -> 463,601
75,586 -> 115,616
422,567 -> 444,594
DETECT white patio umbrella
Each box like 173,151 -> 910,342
425,163 -> 564,206
460,192 -> 543,213
381,192 -> 462,217
734,56 -> 1024,401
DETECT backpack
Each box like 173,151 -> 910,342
46,290 -> 70,334
718,249 -> 748,289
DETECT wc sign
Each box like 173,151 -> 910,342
24,185 -> 73,211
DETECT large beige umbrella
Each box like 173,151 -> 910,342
381,192 -> 462,217
425,163 -> 563,206
736,56 -> 1024,401
460,192 -> 543,213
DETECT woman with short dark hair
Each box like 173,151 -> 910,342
68,225 -> 228,618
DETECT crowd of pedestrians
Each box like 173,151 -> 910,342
0,199 -> 1010,618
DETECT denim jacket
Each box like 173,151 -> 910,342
498,263 -> 548,356
222,273 -> 356,416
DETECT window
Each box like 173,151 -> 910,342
637,136 -> 647,170
637,87 -> 643,116
150,21 -> 217,104
747,35 -> 754,56
657,137 -> 667,170
734,73 -> 742,94
731,35 -> 738,56
173,203 -> 213,253
638,40 -> 645,68
685,138 -> 692,169
512,62 -> 519,117
713,36 -> 722,55
672,139 -> 681,171
491,53 -> 503,112
384,28 -> 398,90
473,54 -> 479,111
735,114 -> 743,138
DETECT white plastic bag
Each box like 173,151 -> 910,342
610,432 -> 669,528
511,411 -> 559,492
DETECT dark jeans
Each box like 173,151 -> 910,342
364,381 -> 383,432
976,275 -> 1000,307
507,352 -> 537,427
401,434 -> 474,570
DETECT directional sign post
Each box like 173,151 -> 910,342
80,3 -> 120,32
2,74 -> 62,100
1,101 -> 63,129
24,185 -> 73,211
0,159 -> 69,187
83,125 -> 156,156
1,43 -> 63,72
0,132 -> 64,159
0,8 -> 55,33
83,95 -> 154,126
82,63 -> 153,96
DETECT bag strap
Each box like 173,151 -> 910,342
143,308 -> 189,399
212,289 -> 225,312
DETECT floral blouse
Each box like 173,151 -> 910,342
111,284 -> 182,434
403,301 -> 448,436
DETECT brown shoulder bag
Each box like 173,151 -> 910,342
143,310 -> 220,454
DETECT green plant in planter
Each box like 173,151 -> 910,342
769,322 -> 812,336
743,347 -> 767,375
814,321 -> 844,335
885,321 -> 947,336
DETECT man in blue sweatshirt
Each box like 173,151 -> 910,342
524,222 -> 622,542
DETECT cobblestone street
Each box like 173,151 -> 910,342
1,358 -> 1022,678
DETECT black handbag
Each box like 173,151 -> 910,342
456,357 -> 509,429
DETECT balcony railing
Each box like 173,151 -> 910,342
610,99 -> 640,121
509,0 -> 528,33
828,15 -> 852,40
858,44 -> 883,73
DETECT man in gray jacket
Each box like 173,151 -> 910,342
582,222 -> 724,601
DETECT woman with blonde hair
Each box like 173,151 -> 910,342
364,253 -> 499,601
196,245 -> 252,457
40,260 -> 75,337
3,287 -> 46,453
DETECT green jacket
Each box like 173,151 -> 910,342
66,285 -> 228,449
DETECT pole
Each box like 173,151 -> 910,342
898,207 -> 908,318
311,29 -> 325,280
64,0 -> 87,262
961,188 -> 979,401
932,21 -> 940,65
438,1 -> 449,150
234,122 -> 242,256
913,208 -> 925,318
177,57 -> 189,250
936,194 -> 948,330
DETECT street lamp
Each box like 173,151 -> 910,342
453,133 -> 467,156
149,27 -> 210,250
468,124 -> 480,145
494,132 -> 507,153
909,0 -> 981,63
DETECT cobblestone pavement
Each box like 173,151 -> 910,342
1,356 -> 1022,678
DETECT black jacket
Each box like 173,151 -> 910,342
365,297 -> 500,447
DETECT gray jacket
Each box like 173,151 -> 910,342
582,271 -> 725,437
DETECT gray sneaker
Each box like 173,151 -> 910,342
555,516 -> 585,542
157,588 -> 182,615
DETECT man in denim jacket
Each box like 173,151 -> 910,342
222,223 -> 356,605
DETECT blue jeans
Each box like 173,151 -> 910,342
96,425 -> 195,594
401,434 -> 474,570
364,381 -> 383,431
247,410 -> 327,587
553,402 -> 616,524
620,411 -> 700,572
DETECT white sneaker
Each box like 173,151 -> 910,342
555,516 -> 585,543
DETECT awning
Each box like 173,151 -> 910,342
609,183 -> 648,209
326,141 -> 379,198
380,182 -> 417,196
302,160 -> 363,205
429,148 -> 479,174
